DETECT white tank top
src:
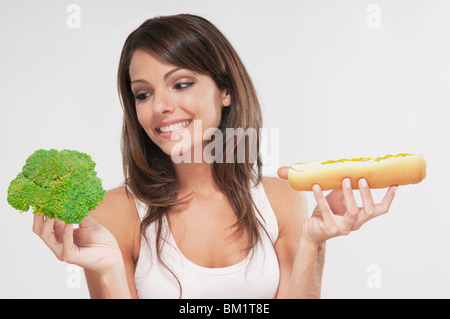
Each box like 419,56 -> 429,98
131,179 -> 280,299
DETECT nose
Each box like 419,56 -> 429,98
152,90 -> 174,115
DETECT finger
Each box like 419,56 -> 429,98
63,223 -> 73,247
277,166 -> 289,180
342,178 -> 359,223
53,218 -> 66,242
32,214 -> 44,235
39,217 -> 62,257
358,178 -> 377,218
313,184 -> 335,224
40,217 -> 56,241
62,223 -> 77,263
79,214 -> 98,227
375,185 -> 398,214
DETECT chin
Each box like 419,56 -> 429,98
168,140 -> 207,164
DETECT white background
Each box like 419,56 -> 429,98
1,0 -> 449,298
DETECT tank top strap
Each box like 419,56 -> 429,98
250,179 -> 279,245
125,185 -> 148,221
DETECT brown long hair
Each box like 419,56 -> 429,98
117,14 -> 265,296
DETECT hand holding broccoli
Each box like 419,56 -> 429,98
9,149 -> 129,291
32,213 -> 124,277
7,149 -> 107,224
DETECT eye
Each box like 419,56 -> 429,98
174,81 -> 194,90
134,92 -> 151,101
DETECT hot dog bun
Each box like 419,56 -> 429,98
288,153 -> 427,191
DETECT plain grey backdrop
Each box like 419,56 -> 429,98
1,0 -> 449,298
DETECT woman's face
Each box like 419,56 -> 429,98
129,48 -> 229,160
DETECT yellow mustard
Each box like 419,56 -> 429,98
294,153 -> 412,165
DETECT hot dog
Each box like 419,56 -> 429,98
288,153 -> 427,191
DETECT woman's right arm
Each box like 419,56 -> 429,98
33,186 -> 140,299
86,187 -> 141,298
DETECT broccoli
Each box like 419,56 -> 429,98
7,149 -> 106,224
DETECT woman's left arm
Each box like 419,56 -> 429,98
274,168 -> 397,298
262,176 -> 324,298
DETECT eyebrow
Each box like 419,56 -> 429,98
130,67 -> 183,85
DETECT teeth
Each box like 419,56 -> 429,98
159,120 -> 191,133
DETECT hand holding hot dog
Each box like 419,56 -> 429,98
276,152 -> 426,244
307,179 -> 397,244
278,169 -> 397,244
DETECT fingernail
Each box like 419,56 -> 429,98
344,178 -> 352,189
360,178 -> 368,188
393,186 -> 398,194
313,184 -> 321,193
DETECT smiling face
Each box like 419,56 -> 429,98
129,49 -> 230,160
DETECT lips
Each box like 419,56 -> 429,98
155,118 -> 193,139
157,119 -> 193,133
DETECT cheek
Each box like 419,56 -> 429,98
192,87 -> 223,126
136,106 -> 154,135
136,109 -> 145,129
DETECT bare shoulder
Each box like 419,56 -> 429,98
90,186 -> 138,224
90,186 -> 140,249
260,176 -> 308,237
260,176 -> 308,218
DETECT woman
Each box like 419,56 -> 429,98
32,14 -> 397,299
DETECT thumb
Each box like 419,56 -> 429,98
79,214 -> 99,228
325,190 -> 347,215
277,166 -> 290,180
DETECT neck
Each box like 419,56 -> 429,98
174,161 -> 220,196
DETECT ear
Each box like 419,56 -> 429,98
221,89 -> 231,107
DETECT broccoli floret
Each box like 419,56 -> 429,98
7,149 -> 106,224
